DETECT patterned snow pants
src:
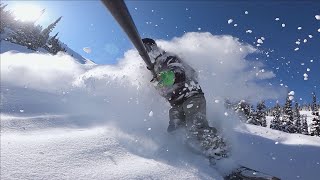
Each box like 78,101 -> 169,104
168,94 -> 228,158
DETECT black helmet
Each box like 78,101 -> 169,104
142,38 -> 156,46
142,38 -> 157,52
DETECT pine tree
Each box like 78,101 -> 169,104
270,102 -> 282,130
310,114 -> 320,136
312,92 -> 318,115
256,101 -> 267,127
41,16 -> 62,46
235,100 -> 250,123
282,95 -> 295,133
293,102 -> 302,133
247,105 -> 259,125
301,115 -> 309,135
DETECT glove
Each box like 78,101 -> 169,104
158,70 -> 175,87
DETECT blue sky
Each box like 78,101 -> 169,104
3,0 -> 320,105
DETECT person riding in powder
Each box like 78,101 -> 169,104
142,38 -> 229,160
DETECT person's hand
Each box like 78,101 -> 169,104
158,70 -> 175,87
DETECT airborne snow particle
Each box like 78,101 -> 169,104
257,39 -> 263,44
275,17 -> 280,21
187,104 -> 194,108
198,27 -> 201,31
134,7 -> 138,10
149,111 -> 153,117
234,24 -> 238,27
303,39 -> 307,43
315,15 -> 320,20
148,128 -> 152,131
83,47 -> 92,54
289,96 -> 294,101
20,109 -> 24,113
228,19 -> 233,24
245,11 -> 249,14
295,41 -> 301,45
307,68 -> 310,72
308,35 -> 313,38
310,60 -> 313,62
298,27 -> 302,30
246,30 -> 253,33
151,10 -> 154,12
261,37 -> 265,40
224,112 -> 229,116
294,48 -> 299,51
275,142 -> 279,145
214,100 -> 220,103
289,91 -> 295,96
303,73 -> 308,80
281,23 -> 285,27
318,28 -> 320,32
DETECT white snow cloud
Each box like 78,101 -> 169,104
1,52 -> 84,92
83,47 -> 92,54
1,32 -> 285,145
157,32 -> 284,103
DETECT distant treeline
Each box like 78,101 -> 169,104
226,92 -> 320,137
0,4 -> 66,54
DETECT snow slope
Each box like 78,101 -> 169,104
0,39 -> 93,65
1,32 -> 319,180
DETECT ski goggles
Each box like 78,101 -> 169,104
144,43 -> 157,53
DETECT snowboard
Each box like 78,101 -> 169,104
224,166 -> 281,180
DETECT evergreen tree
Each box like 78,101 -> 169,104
310,114 -> 320,136
282,95 -> 295,133
312,92 -> 318,115
0,4 -> 15,34
41,16 -> 62,46
256,101 -> 267,127
270,102 -> 282,130
301,115 -> 309,135
247,105 -> 259,125
293,102 -> 302,133
235,100 -> 250,123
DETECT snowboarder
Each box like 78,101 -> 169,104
142,38 -> 229,160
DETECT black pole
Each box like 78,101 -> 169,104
101,0 -> 157,78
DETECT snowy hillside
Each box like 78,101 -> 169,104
1,32 -> 319,180
0,39 -> 94,65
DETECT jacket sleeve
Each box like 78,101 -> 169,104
165,56 -> 186,84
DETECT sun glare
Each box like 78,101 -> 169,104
12,4 -> 43,22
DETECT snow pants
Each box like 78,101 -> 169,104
168,94 -> 228,158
